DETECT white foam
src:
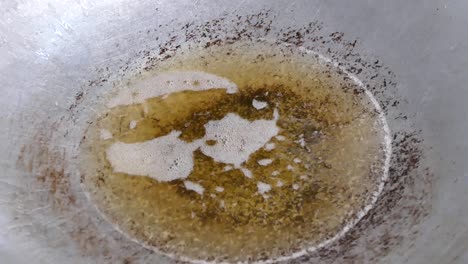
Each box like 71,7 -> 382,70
241,168 -> 253,178
106,131 -> 199,182
252,99 -> 268,110
276,180 -> 284,187
287,165 -> 294,171
257,182 -> 272,194
293,158 -> 302,164
275,135 -> 286,141
106,71 -> 238,108
129,120 -> 137,129
271,171 -> 280,176
223,165 -> 233,171
292,183 -> 300,190
215,186 -> 224,193
294,134 -> 306,148
264,143 -> 276,151
295,137 -> 306,147
200,109 -> 279,167
107,108 -> 280,183
258,159 -> 273,166
100,129 -> 113,140
184,181 -> 205,195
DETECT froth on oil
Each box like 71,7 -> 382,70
79,41 -> 389,263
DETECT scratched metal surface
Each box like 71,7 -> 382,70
0,0 -> 467,263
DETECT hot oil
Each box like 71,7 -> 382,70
79,41 -> 388,262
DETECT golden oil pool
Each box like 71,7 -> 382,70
79,41 -> 389,262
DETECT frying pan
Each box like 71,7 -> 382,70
1,0 -> 467,263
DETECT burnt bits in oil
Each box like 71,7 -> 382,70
79,41 -> 389,262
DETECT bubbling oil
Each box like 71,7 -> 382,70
79,41 -> 388,262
